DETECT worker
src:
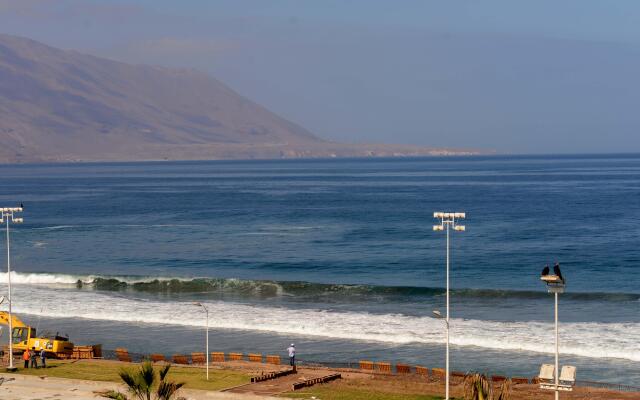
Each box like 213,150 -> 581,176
287,343 -> 296,367
40,348 -> 46,368
30,347 -> 38,369
22,348 -> 30,369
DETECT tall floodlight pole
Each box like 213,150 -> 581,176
193,302 -> 209,380
1,206 -> 23,372
541,263 -> 565,400
433,212 -> 465,400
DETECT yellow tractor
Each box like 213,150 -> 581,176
0,311 -> 74,358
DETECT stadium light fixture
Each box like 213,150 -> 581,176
433,211 -> 465,400
2,206 -> 23,372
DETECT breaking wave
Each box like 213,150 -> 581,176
0,271 -> 638,301
5,286 -> 639,362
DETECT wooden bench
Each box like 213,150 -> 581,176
375,362 -> 392,373
396,363 -> 411,374
191,352 -> 206,365
416,366 -> 429,377
359,360 -> 374,371
248,353 -> 262,363
266,355 -> 281,365
292,373 -> 341,390
172,354 -> 189,365
115,348 -> 132,363
211,352 -> 225,362
512,377 -> 530,384
228,352 -> 243,361
150,354 -> 165,362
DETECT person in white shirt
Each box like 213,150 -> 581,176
287,343 -> 296,367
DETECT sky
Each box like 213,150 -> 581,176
1,0 -> 640,153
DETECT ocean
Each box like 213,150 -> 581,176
0,155 -> 638,383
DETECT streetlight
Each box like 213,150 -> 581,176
193,302 -> 209,380
2,206 -> 23,372
433,212 -> 465,400
540,263 -> 567,400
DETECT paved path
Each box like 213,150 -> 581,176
0,374 -> 279,400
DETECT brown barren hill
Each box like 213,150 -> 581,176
0,34 -> 477,163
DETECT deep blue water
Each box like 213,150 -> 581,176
0,155 -> 638,382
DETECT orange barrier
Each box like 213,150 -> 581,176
72,346 -> 97,359
172,354 -> 189,365
248,353 -> 263,363
359,360 -> 374,371
229,352 -> 244,361
115,348 -> 132,363
266,355 -> 281,365
191,352 -> 206,365
491,375 -> 507,383
512,377 -> 529,384
432,368 -> 446,380
211,352 -> 225,362
375,362 -> 392,373
150,354 -> 166,362
396,363 -> 411,374
416,366 -> 429,377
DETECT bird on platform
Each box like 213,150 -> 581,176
541,265 -> 550,276
553,263 -> 564,283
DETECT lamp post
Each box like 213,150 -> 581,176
193,302 -> 209,380
433,212 -> 465,400
540,263 -> 566,400
2,206 -> 23,372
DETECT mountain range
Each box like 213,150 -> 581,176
0,34 -> 474,163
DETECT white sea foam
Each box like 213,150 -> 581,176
1,283 -> 638,362
0,272 -> 190,286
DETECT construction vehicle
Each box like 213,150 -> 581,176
0,311 -> 74,358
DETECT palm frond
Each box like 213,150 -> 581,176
138,361 -> 156,395
496,378 -> 512,400
156,381 -> 185,400
97,390 -> 129,400
463,373 -> 493,400
159,364 -> 171,381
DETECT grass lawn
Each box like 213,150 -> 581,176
14,359 -> 250,391
283,386 -> 445,400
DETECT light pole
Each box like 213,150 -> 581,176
193,302 -> 209,380
541,263 -> 566,400
2,206 -> 23,372
433,212 -> 465,400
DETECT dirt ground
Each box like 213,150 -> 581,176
321,369 -> 640,400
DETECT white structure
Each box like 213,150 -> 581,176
1,206 -> 23,371
433,212 -> 465,400
193,302 -> 210,380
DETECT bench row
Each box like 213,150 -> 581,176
114,349 -> 282,365
358,361 -> 531,384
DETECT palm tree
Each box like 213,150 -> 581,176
99,361 -> 185,400
463,373 -> 511,400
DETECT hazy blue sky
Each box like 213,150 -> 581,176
1,0 -> 640,153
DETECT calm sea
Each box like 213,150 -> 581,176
0,155 -> 638,383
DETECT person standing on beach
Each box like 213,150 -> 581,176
287,343 -> 296,367
40,348 -> 46,368
22,348 -> 30,369
30,347 -> 38,369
